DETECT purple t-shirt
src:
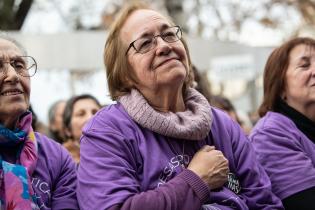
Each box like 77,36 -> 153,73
32,133 -> 78,209
249,111 -> 315,200
77,104 -> 283,210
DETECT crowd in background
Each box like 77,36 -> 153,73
30,94 -> 103,164
1,1 -> 314,210
29,68 -> 254,166
28,63 -> 255,166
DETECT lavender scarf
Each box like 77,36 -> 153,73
119,88 -> 212,140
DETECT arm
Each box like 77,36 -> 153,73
51,145 -> 78,210
77,127 -> 210,210
250,127 -> 315,205
228,121 -> 284,209
107,169 -> 209,210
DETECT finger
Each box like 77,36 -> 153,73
224,169 -> 230,177
202,145 -> 215,152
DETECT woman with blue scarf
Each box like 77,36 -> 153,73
0,36 -> 78,209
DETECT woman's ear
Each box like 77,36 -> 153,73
125,77 -> 134,87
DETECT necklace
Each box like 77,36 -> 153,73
180,140 -> 186,168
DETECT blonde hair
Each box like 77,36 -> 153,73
104,1 -> 194,100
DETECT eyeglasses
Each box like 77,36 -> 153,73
125,26 -> 182,55
0,56 -> 37,77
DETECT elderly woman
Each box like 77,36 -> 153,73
0,35 -> 78,209
249,37 -> 315,210
77,3 -> 283,210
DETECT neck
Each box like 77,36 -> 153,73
139,86 -> 185,113
303,108 -> 315,122
1,116 -> 18,130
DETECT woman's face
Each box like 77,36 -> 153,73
0,39 -> 30,128
284,44 -> 315,116
121,9 -> 189,94
69,98 -> 100,141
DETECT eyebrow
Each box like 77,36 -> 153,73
300,56 -> 309,60
0,55 -> 22,59
296,56 -> 311,63
136,23 -> 172,39
293,56 -> 311,68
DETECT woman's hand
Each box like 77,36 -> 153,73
187,145 -> 229,190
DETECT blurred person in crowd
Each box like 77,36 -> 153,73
211,95 -> 251,134
62,94 -> 101,163
0,35 -> 78,209
211,95 -> 242,124
249,37 -> 315,210
77,2 -> 283,210
48,100 -> 66,143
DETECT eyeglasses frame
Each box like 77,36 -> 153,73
125,25 -> 182,55
0,55 -> 37,77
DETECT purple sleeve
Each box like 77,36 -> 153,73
51,145 -> 79,210
107,169 -> 209,210
77,127 -> 210,210
250,127 -> 315,200
227,120 -> 284,209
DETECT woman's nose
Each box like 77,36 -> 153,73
155,37 -> 171,56
3,63 -> 19,82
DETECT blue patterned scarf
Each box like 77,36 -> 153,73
0,111 -> 39,210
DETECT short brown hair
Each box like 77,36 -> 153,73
258,37 -> 315,117
104,2 -> 194,100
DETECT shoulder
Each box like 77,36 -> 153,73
36,132 -> 62,154
35,132 -> 76,174
85,103 -> 135,130
210,107 -> 243,137
36,132 -> 70,159
252,111 -> 295,132
209,107 -> 249,157
80,103 -> 143,160
83,103 -> 141,139
249,111 -> 298,141
210,107 -> 234,127
249,112 -> 303,156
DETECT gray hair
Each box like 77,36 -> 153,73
0,32 -> 27,55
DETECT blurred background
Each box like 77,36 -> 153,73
1,0 -> 315,126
